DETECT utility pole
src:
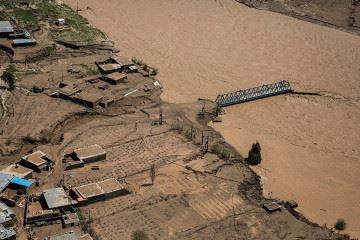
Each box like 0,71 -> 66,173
159,108 -> 163,125
202,135 -> 209,154
231,193 -> 236,228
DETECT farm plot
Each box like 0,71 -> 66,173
65,131 -> 198,187
91,209 -> 164,240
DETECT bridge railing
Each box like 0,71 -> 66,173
216,80 -> 292,107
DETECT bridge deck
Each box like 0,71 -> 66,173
216,80 -> 292,107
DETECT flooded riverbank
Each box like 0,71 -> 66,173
64,0 -> 360,237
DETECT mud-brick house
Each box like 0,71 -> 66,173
96,63 -> 121,75
72,89 -> 103,108
20,151 -> 52,172
111,56 -> 137,72
103,72 -> 128,85
1,164 -> 33,179
71,144 -> 106,164
70,178 -> 129,205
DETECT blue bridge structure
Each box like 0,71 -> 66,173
215,80 -> 293,107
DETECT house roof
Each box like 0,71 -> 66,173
22,150 -> 48,166
97,178 -> 125,194
73,89 -> 103,104
0,21 -> 14,33
105,72 -> 127,81
73,182 -> 104,199
111,56 -> 134,66
10,177 -> 33,188
98,63 -> 121,72
0,201 -> 14,225
42,188 -> 73,209
1,164 -> 33,178
73,144 -> 105,160
58,84 -> 82,97
12,38 -> 36,44
0,173 -> 14,192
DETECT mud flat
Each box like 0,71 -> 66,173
63,0 -> 360,237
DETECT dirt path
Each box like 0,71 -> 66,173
63,0 -> 360,237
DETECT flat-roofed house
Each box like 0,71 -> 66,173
96,63 -> 121,74
263,202 -> 281,213
97,178 -> 130,199
70,182 -> 105,204
12,38 -> 37,47
58,88 -> 82,100
72,89 -> 103,108
103,72 -> 128,85
20,150 -> 51,172
111,56 -> 136,71
0,201 -> 15,226
1,164 -> 33,179
0,173 -> 14,193
42,188 -> 75,209
72,144 -> 106,164
62,212 -> 80,228
0,21 -> 14,38
70,178 -> 129,205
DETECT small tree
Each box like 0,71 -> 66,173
248,141 -> 262,165
2,64 -> 17,90
150,164 -> 156,185
334,218 -> 347,231
132,230 -> 149,240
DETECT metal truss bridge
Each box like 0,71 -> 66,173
216,80 -> 292,107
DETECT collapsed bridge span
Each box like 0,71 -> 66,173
216,80 -> 292,107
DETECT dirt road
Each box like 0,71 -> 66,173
63,0 -> 360,237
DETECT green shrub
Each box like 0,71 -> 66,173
25,45 -> 56,63
247,142 -> 262,165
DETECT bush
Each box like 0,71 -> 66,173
334,219 -> 347,231
1,64 -> 17,90
151,68 -> 158,76
143,64 -> 149,72
170,122 -> 183,131
131,57 -> 143,65
131,230 -> 149,240
211,144 -> 230,160
25,45 -> 56,63
4,139 -> 11,146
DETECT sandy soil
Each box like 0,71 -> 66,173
63,0 -> 360,237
